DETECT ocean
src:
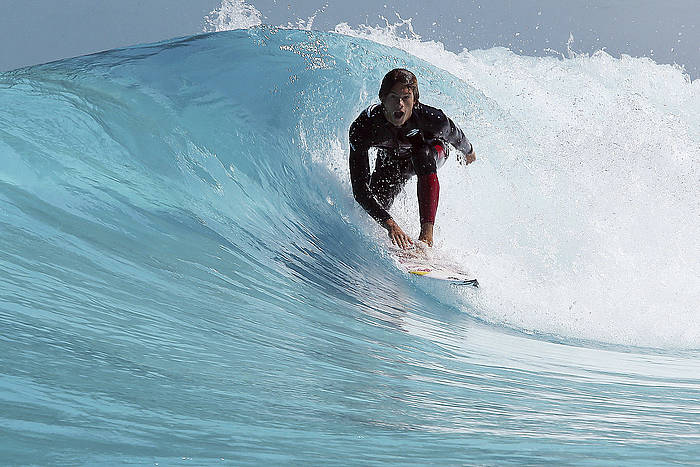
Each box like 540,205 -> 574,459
1,21 -> 699,465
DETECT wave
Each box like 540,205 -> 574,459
1,26 -> 698,351
1,24 -> 700,465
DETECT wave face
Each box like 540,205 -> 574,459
1,28 -> 699,464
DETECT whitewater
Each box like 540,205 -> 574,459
1,13 -> 699,466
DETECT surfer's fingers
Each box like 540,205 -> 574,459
390,233 -> 402,248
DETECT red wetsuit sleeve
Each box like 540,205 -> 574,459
417,172 -> 439,225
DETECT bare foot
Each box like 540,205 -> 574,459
418,222 -> 434,247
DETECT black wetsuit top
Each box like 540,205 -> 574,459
349,102 -> 472,223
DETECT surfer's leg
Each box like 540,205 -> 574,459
412,142 -> 447,174
370,156 -> 412,210
412,144 -> 446,226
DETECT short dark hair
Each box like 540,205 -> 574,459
379,68 -> 420,103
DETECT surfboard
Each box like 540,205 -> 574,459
390,243 -> 479,287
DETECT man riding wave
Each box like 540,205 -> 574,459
349,68 -> 476,249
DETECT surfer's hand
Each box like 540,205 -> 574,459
458,148 -> 476,165
384,218 -> 413,249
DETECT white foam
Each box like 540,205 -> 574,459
205,3 -> 700,349
362,31 -> 700,349
203,0 -> 262,32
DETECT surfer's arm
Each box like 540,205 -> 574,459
349,115 -> 413,248
439,113 -> 476,165
348,143 -> 391,224
348,116 -> 392,224
349,147 -> 413,249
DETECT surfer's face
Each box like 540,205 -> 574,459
382,84 -> 414,127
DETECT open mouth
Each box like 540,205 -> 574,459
393,111 -> 404,120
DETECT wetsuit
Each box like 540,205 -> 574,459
349,102 -> 473,225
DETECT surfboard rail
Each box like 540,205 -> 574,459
391,245 -> 479,288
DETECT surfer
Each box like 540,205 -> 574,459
349,68 -> 476,249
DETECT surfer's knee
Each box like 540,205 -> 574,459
412,144 -> 437,176
434,143 -> 447,170
412,143 -> 448,176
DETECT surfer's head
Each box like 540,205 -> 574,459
379,68 -> 419,127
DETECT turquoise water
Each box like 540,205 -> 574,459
1,28 -> 699,465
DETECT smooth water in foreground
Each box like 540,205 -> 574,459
1,27 -> 699,465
